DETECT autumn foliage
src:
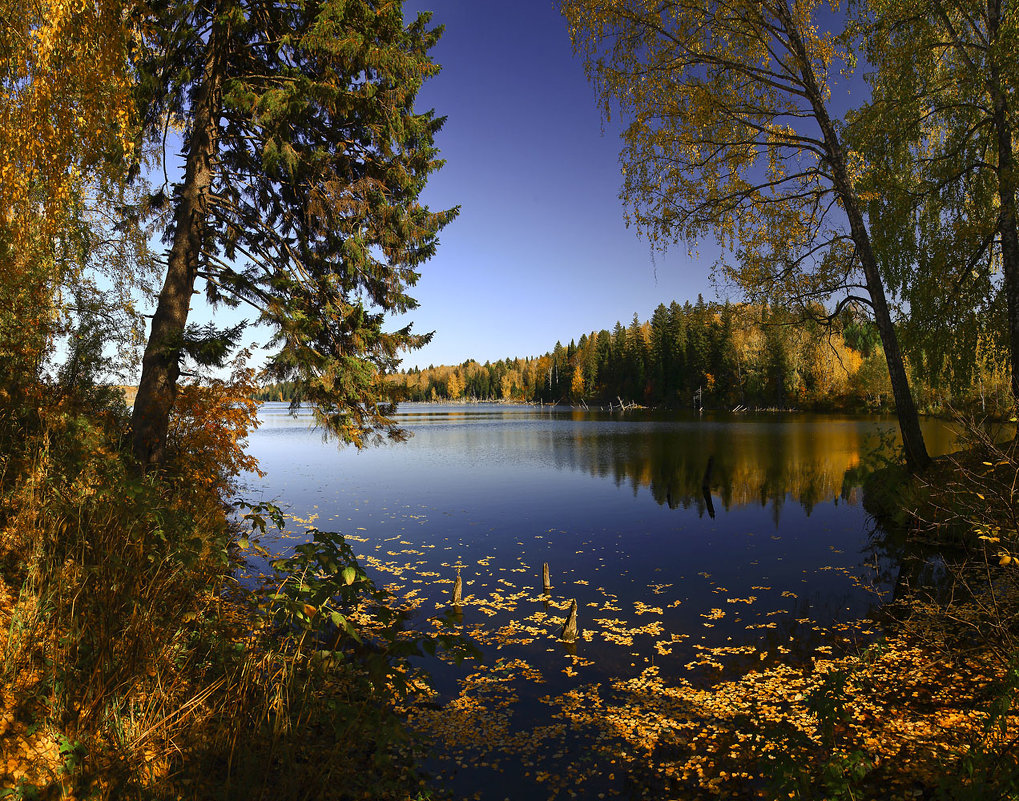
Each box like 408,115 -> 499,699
389,300 -> 902,411
167,360 -> 264,499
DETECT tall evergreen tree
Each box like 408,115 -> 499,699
686,296 -> 711,401
716,302 -> 740,405
665,301 -> 688,402
131,0 -> 455,468
647,304 -> 665,401
594,329 -> 612,394
624,313 -> 647,399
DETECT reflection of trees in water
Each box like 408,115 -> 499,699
860,507 -> 955,606
406,409 -> 954,525
548,417 -> 896,520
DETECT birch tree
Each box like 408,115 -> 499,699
860,0 -> 1018,406
562,0 -> 931,468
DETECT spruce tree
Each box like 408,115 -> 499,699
666,301 -> 688,402
649,303 -> 670,403
131,0 -> 455,468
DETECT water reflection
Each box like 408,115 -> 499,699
535,410 -> 954,520
245,403 -> 964,801
255,403 -> 956,523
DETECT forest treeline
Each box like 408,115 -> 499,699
355,298 -> 1009,412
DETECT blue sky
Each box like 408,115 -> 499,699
143,1 -> 870,379
156,1 -> 725,376
395,1 -> 719,369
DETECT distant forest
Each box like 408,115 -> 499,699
254,298 -> 1011,413
390,298 -> 886,410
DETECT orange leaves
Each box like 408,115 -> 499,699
166,361 -> 263,500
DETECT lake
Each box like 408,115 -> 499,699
241,403 -> 957,799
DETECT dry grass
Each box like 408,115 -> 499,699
0,384 -> 443,801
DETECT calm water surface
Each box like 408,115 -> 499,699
241,403 -> 956,798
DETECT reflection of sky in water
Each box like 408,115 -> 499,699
242,403 -> 956,648
246,402 -> 955,524
240,403 -> 956,797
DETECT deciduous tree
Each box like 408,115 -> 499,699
0,0 -> 137,393
859,0 -> 1018,409
571,364 -> 586,399
561,0 -> 931,468
446,369 -> 464,400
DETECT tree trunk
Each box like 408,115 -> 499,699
781,0 -> 931,471
855,238 -> 931,471
986,0 -> 1019,419
131,18 -> 227,470
992,110 -> 1019,416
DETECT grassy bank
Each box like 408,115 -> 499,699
0,378 -> 468,800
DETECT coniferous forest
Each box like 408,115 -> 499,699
376,298 -> 1011,415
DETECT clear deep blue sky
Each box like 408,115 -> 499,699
396,1 -> 719,369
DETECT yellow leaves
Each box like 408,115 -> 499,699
976,523 -> 1014,569
445,370 -> 464,400
0,0 -> 137,377
317,456 -> 1019,801
412,590 -> 1010,796
1,0 -> 135,213
566,0 -> 852,261
570,364 -> 585,398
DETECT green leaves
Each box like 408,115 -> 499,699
251,524 -> 478,718
857,0 -> 1017,399
564,0 -> 937,468
263,529 -> 389,651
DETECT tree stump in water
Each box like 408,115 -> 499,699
561,599 -> 578,642
702,455 -> 716,518
542,562 -> 551,594
452,568 -> 462,605
701,455 -> 714,491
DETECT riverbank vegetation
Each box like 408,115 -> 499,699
0,365 -> 472,798
1,0 -> 463,797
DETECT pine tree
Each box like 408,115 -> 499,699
649,303 -> 670,402
665,302 -> 688,402
686,297 -> 711,401
131,0 -> 455,468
